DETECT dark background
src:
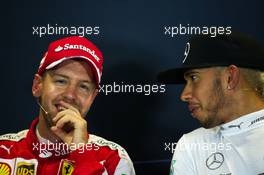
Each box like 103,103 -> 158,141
2,0 -> 264,174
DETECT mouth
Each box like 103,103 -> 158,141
188,104 -> 200,117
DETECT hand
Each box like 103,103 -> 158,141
51,101 -> 88,147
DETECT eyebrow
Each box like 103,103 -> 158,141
184,70 -> 200,79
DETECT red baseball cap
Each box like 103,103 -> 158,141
37,36 -> 103,87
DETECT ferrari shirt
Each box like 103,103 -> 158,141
0,117 -> 135,175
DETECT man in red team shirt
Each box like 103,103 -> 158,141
0,36 -> 135,175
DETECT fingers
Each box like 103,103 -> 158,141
51,115 -> 88,145
54,113 -> 85,129
50,126 -> 72,144
52,102 -> 82,123
50,101 -> 88,145
53,109 -> 80,124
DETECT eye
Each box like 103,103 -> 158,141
80,84 -> 89,91
190,74 -> 199,82
190,75 -> 197,80
54,79 -> 67,85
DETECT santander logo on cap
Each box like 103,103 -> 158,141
54,43 -> 100,62
55,46 -> 63,52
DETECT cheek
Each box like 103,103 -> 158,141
193,88 -> 211,105
78,95 -> 94,109
41,84 -> 60,101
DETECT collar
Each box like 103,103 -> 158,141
220,109 -> 264,136
36,125 -> 50,144
26,117 -> 68,160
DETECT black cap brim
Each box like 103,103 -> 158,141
157,68 -> 186,84
157,64 -> 223,84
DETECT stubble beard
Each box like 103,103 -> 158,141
201,78 -> 227,129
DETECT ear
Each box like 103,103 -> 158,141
32,74 -> 43,98
225,65 -> 240,90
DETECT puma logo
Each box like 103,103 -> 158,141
0,145 -> 13,154
228,122 -> 244,129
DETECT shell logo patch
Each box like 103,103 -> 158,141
0,162 -> 11,175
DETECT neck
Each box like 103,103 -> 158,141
37,113 -> 60,143
223,92 -> 264,123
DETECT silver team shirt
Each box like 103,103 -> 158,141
170,109 -> 264,175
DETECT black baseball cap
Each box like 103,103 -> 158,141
157,32 -> 264,84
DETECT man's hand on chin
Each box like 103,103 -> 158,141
51,102 -> 88,148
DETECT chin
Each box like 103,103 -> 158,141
201,120 -> 220,129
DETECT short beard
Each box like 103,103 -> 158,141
201,78 -> 226,129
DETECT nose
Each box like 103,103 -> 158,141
62,85 -> 78,102
180,84 -> 192,102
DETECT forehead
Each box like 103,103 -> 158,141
47,59 -> 95,81
184,67 -> 218,77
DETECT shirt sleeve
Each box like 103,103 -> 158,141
170,135 -> 196,175
113,158 -> 135,175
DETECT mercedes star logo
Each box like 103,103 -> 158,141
206,152 -> 224,170
182,42 -> 190,63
